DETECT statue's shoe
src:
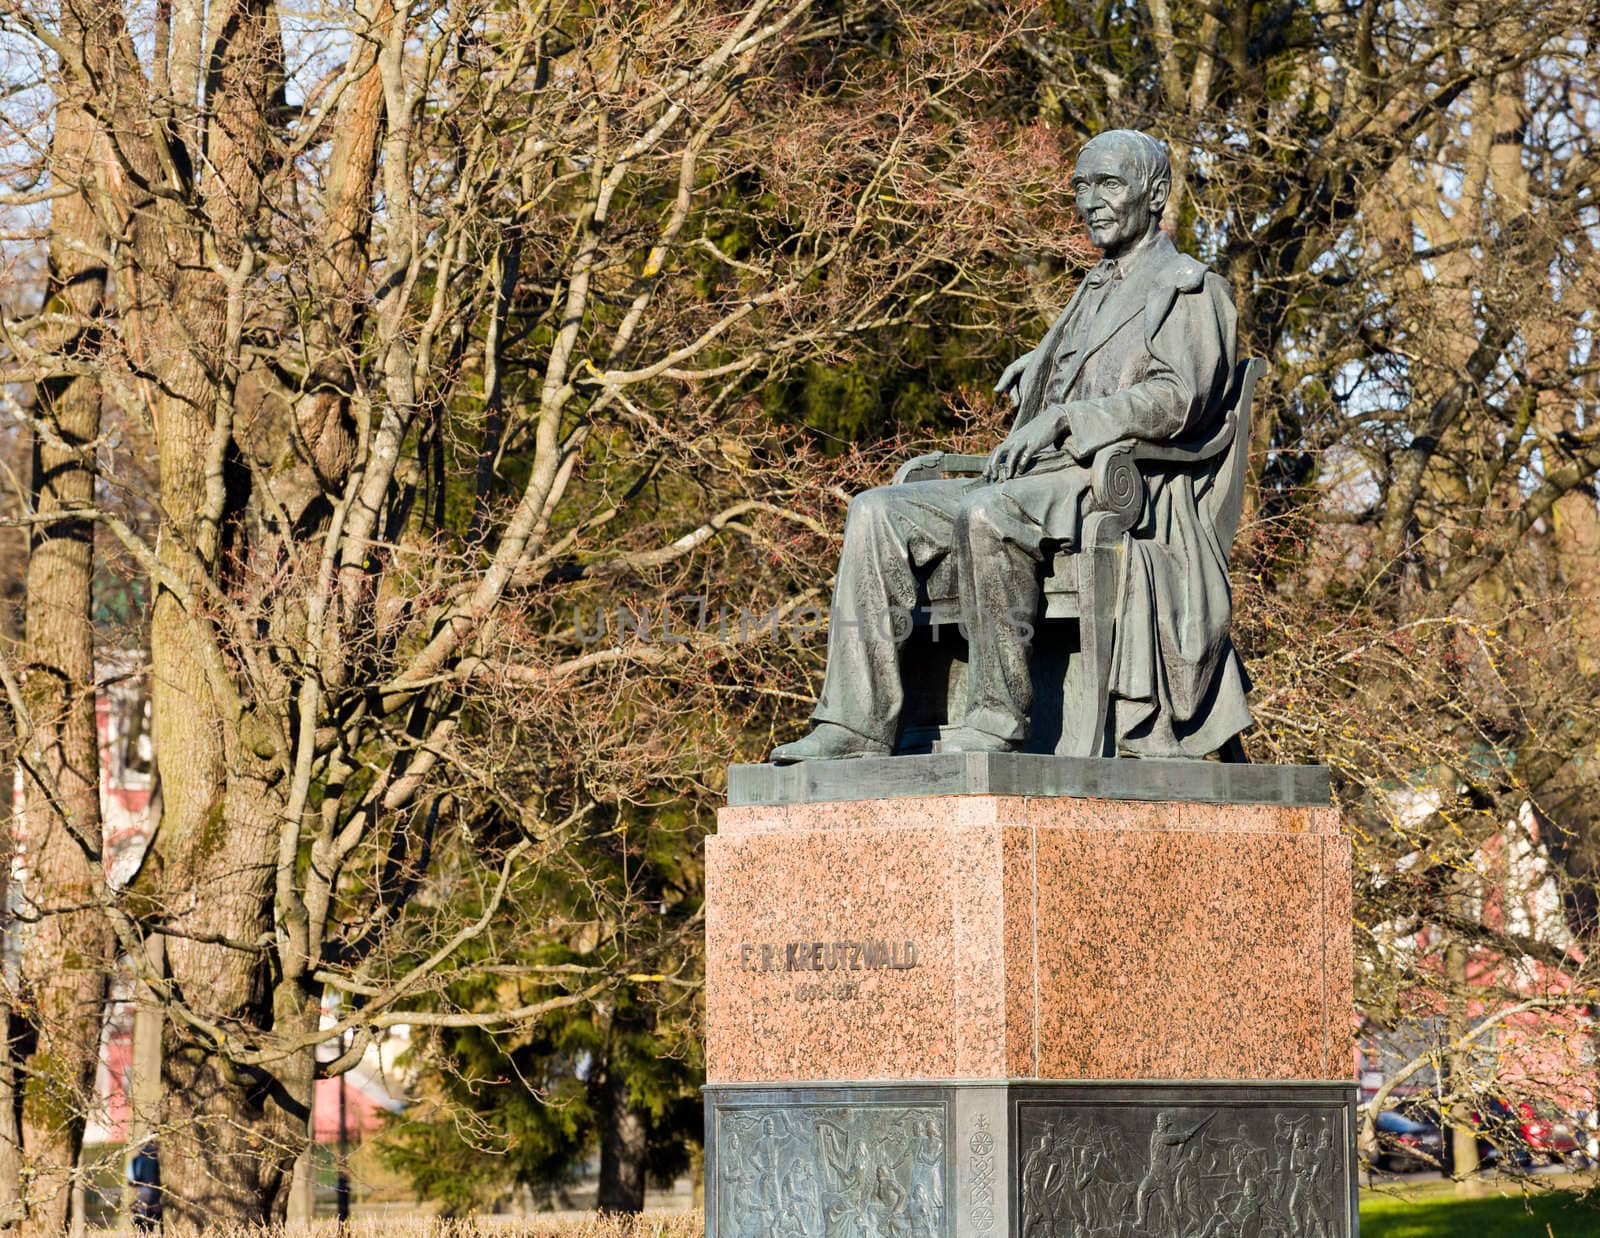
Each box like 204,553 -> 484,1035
939,726 -> 1021,754
770,723 -> 890,764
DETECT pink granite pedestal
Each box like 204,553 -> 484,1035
707,795 -> 1351,1086
702,771 -> 1358,1238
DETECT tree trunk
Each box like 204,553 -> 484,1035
0,713 -> 15,1226
112,0 -> 299,1218
155,775 -> 303,1226
0,1008 -> 21,1231
121,935 -> 163,1229
596,1070 -> 648,1213
273,980 -> 321,1228
1444,937 -> 1482,1184
13,42 -> 113,1232
286,1148 -> 315,1227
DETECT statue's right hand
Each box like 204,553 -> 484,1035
993,352 -> 1034,405
985,416 -> 1055,481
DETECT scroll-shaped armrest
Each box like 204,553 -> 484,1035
1089,442 -> 1145,533
892,452 -> 991,485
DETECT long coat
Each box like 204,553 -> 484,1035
1009,231 -> 1251,757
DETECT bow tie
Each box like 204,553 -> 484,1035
1084,260 -> 1123,288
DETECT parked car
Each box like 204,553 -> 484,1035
1374,1109 -> 1445,1172
1385,1101 -> 1504,1174
1474,1098 -> 1589,1169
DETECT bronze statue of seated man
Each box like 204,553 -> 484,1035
772,129 -> 1252,763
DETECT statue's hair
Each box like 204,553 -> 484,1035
1080,129 -> 1171,190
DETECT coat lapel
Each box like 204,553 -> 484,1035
1014,283 -> 1089,428
1016,234 -> 1187,427
1049,245 -> 1171,396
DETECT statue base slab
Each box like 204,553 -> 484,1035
703,1079 -> 1357,1238
727,752 -> 1328,808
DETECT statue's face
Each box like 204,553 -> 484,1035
1072,142 -> 1163,257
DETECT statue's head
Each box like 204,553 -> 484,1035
1072,129 -> 1170,258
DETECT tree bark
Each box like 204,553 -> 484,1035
596,1069 -> 649,1213
1,764 -> 19,1227
1444,937 -> 1483,1184
90,0 -> 303,1219
0,1008 -> 21,1230
13,26 -> 114,1231
155,776 -> 302,1227
121,936 -> 163,1229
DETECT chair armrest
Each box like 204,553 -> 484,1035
1126,408 -> 1237,467
892,452 -> 990,484
1087,410 -> 1241,535
1089,442 -> 1145,530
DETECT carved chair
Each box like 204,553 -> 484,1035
889,357 -> 1265,758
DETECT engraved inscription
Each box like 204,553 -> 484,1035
968,1114 -> 997,1233
1019,1106 -> 1345,1238
793,980 -> 862,1002
739,939 -> 920,973
716,1104 -> 944,1238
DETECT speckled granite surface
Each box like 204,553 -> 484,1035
705,795 -> 1352,1084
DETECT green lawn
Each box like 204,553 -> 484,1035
1361,1181 -> 1600,1236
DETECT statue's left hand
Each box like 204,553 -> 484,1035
984,417 -> 1057,481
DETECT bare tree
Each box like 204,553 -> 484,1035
0,0 -> 1039,1224
1011,0 -> 1600,1185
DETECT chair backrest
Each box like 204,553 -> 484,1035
1205,357 -> 1266,551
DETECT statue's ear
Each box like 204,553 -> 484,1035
1149,176 -> 1171,215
